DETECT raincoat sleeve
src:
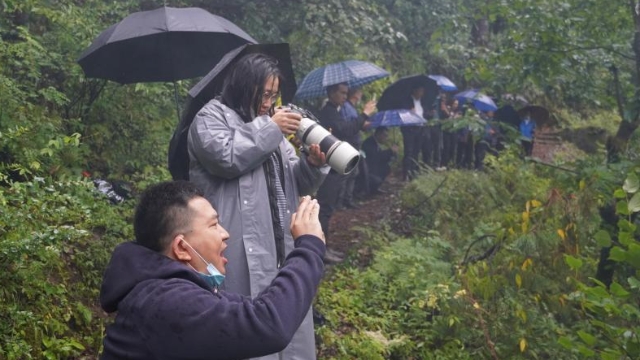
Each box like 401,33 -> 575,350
285,140 -> 329,196
189,105 -> 283,179
138,235 -> 325,360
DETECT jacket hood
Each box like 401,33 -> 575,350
100,241 -> 209,313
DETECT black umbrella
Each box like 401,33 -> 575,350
168,43 -> 296,180
518,105 -> 553,127
77,6 -> 257,84
376,74 -> 439,113
495,105 -> 520,128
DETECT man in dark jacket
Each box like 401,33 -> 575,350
401,86 -> 426,181
100,181 -> 326,360
338,87 -> 376,208
315,82 -> 370,263
361,127 -> 397,194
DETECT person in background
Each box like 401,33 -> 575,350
99,181 -> 326,360
519,112 -> 536,156
440,97 -> 459,169
187,53 -> 329,360
455,104 -> 474,169
422,93 -> 445,170
475,111 -> 499,170
316,82 -> 370,263
338,87 -> 376,209
361,127 -> 397,194
401,85 -> 426,181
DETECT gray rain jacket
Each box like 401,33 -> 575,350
187,99 -> 328,360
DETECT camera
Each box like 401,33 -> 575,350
286,103 -> 360,175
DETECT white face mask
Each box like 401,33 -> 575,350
181,239 -> 225,287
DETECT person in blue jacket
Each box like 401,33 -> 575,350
99,181 -> 326,360
519,113 -> 536,156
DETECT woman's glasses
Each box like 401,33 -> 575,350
262,91 -> 279,103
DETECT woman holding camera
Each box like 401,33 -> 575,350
187,53 -> 328,360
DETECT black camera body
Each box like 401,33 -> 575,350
285,103 -> 360,175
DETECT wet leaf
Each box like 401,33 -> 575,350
623,173 -> 640,193
594,230 -> 611,247
519,338 -> 527,352
564,254 -> 582,270
577,330 -> 596,346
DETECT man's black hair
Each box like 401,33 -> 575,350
326,82 -> 348,97
374,127 -> 388,136
220,53 -> 283,123
134,181 -> 203,252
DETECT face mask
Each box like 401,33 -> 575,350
181,239 -> 225,287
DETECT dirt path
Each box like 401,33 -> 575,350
325,171 -> 404,264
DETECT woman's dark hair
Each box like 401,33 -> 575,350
134,181 -> 203,252
220,53 -> 283,123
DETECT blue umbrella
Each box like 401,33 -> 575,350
294,60 -> 389,100
428,75 -> 457,92
369,109 -> 427,128
454,89 -> 497,112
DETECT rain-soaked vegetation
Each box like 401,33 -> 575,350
1,0 -> 640,358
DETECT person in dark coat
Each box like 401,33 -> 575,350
316,82 -> 370,263
100,181 -> 326,360
475,111 -> 499,170
361,127 -> 397,194
338,87 -> 376,209
400,86 -> 426,181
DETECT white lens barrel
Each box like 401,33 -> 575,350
296,118 -> 360,175
325,141 -> 360,175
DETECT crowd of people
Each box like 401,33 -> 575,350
99,52 -> 536,359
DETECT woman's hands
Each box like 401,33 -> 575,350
271,108 -> 301,135
290,196 -> 324,242
306,144 -> 327,168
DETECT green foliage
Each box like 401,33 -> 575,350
557,171 -> 640,359
0,178 -> 133,359
2,0 -> 639,359
315,149 -> 640,359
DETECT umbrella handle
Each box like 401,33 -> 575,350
173,82 -> 181,124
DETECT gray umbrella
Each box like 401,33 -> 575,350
77,6 -> 256,84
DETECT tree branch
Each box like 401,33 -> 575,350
393,176 -> 448,229
610,65 -> 626,120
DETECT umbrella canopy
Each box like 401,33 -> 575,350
294,60 -> 389,100
188,43 -> 296,116
168,43 -> 295,180
454,89 -> 498,112
495,105 -> 520,128
517,105 -> 553,127
428,75 -> 457,92
376,74 -> 439,112
77,6 -> 256,84
369,109 -> 427,128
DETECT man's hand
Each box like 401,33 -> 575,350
363,100 -> 376,116
306,144 -> 327,168
272,108 -> 302,135
290,196 -> 325,242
